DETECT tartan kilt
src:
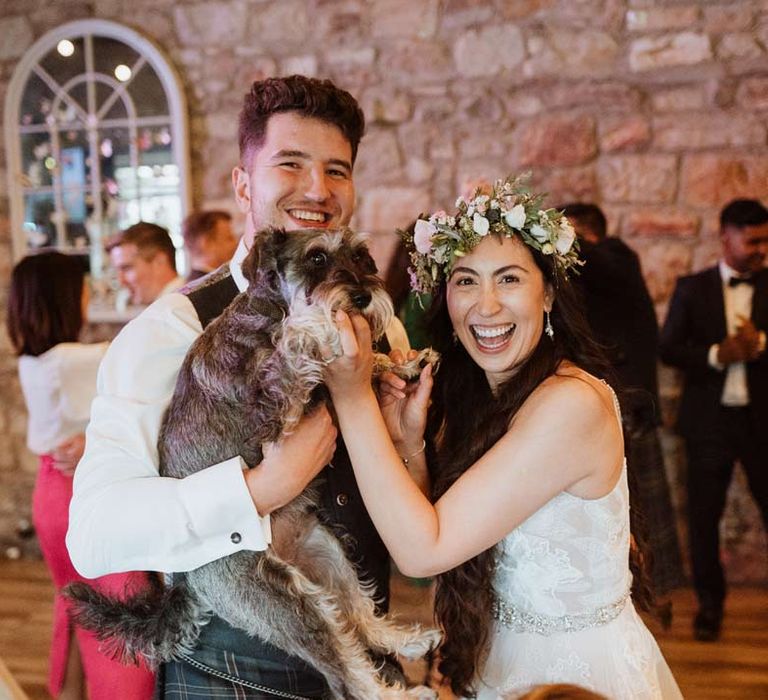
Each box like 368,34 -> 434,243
159,648 -> 330,699
626,420 -> 686,595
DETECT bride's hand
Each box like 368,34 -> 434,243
379,349 -> 433,450
324,309 -> 375,398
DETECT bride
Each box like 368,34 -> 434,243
325,177 -> 682,699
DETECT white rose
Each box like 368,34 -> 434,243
503,204 -> 526,229
473,213 -> 490,236
541,242 -> 554,255
555,219 -> 576,254
530,223 -> 550,243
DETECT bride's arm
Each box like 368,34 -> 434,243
327,311 -> 622,578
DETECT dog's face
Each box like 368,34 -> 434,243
243,227 -> 393,341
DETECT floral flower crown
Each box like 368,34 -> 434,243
400,175 -> 583,294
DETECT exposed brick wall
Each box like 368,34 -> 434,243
0,0 -> 766,582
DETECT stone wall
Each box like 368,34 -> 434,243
0,0 -> 766,582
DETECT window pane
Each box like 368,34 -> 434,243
103,126 -> 136,196
118,193 -> 182,236
19,73 -> 55,126
100,81 -> 128,121
22,192 -> 56,248
92,36 -> 140,85
59,128 -> 92,189
20,132 -> 55,187
38,36 -> 86,89
127,64 -> 169,117
138,125 -> 173,166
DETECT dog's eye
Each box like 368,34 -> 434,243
308,251 -> 328,267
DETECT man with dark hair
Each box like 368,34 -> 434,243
562,203 -> 684,598
106,221 -> 183,305
68,76 -> 413,697
661,198 -> 768,642
182,210 -> 238,281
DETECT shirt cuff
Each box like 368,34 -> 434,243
177,456 -> 272,551
708,344 -> 724,370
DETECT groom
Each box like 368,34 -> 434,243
67,75 -> 418,697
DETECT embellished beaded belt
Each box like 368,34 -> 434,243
492,590 -> 631,636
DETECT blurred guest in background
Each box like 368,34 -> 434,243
660,199 -> 768,642
384,234 -> 430,350
106,221 -> 183,305
182,209 -> 239,282
7,252 -> 155,700
562,203 -> 684,598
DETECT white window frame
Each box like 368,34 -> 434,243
4,19 -> 191,271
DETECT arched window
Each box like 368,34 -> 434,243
4,19 -> 190,298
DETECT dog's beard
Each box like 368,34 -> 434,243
278,284 -> 394,368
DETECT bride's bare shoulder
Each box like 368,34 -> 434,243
521,364 -> 616,426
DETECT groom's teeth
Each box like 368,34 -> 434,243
291,210 -> 326,222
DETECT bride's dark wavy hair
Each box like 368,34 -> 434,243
423,241 -> 655,697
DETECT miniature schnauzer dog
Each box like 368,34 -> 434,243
66,227 -> 439,699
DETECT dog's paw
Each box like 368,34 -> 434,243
379,685 -> 437,700
397,627 -> 442,660
373,348 -> 440,380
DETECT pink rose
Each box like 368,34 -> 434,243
413,219 -> 436,254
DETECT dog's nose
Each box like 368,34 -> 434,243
351,290 -> 372,309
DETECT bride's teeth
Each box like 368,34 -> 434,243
474,325 -> 513,338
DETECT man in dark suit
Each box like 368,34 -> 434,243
563,203 -> 683,597
660,199 -> 768,641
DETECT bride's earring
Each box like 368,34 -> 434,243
452,330 -> 459,345
545,311 -> 554,339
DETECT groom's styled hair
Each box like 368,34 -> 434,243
238,75 -> 366,167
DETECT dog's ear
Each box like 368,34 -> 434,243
242,227 -> 287,288
259,227 -> 288,264
240,243 -> 261,285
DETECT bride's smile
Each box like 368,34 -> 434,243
446,235 -> 553,390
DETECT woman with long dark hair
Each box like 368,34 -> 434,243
7,252 -> 155,700
325,178 -> 681,699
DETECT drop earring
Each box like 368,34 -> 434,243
545,311 -> 554,339
452,330 -> 459,345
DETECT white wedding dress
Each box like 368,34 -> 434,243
471,394 -> 683,699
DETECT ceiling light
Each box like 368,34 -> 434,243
57,39 -> 75,57
114,64 -> 131,82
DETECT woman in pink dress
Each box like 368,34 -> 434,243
7,252 -> 155,700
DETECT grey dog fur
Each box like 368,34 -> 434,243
66,227 -> 439,699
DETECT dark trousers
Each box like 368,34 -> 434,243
685,406 -> 768,609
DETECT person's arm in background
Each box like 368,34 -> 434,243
660,276 -> 761,375
67,293 -> 335,578
659,277 -> 715,374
